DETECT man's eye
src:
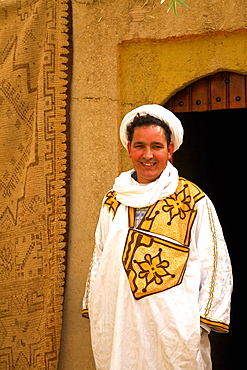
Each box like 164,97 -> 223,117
153,145 -> 163,149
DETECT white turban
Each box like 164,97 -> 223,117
120,104 -> 183,152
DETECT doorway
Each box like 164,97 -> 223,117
172,109 -> 243,369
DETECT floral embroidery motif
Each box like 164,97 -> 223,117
134,248 -> 175,293
123,229 -> 190,300
136,178 -> 205,246
103,190 -> 120,218
162,184 -> 192,225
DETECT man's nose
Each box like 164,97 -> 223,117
142,147 -> 153,160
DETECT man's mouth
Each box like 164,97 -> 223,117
140,162 -> 156,167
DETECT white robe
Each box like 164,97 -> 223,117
82,163 -> 232,370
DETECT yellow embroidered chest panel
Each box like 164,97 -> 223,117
104,178 -> 205,300
129,177 -> 205,246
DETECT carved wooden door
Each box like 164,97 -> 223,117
165,72 -> 247,112
164,72 -> 244,370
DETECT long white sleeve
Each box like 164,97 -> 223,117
195,196 -> 233,332
82,198 -> 115,318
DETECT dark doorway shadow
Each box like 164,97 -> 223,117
174,109 -> 243,369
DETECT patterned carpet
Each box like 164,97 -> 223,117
0,0 -> 70,368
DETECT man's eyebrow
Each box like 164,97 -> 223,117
151,141 -> 165,146
132,141 -> 165,146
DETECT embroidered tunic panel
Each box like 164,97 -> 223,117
122,178 -> 205,300
128,177 -> 205,245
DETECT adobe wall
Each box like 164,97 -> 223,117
59,1 -> 247,368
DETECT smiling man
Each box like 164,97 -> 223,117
82,104 -> 233,370
127,113 -> 174,184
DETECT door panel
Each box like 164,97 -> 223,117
173,110 -> 243,370
165,72 -> 247,112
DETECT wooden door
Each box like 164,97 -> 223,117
165,72 -> 247,112
164,72 -> 245,370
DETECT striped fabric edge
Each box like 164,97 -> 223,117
200,316 -> 229,333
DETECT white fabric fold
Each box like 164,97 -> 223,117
113,161 -> 178,208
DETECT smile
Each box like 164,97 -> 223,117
141,162 -> 156,167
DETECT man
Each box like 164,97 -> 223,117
82,104 -> 233,370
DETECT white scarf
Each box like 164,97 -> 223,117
113,161 -> 179,208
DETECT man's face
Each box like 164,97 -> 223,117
127,125 -> 174,184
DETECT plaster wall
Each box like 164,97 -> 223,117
59,1 -> 247,368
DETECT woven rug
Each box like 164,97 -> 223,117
0,0 -> 70,368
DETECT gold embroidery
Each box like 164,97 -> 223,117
204,198 -> 218,318
162,184 -> 193,225
134,248 -> 175,292
103,190 -> 120,219
137,178 -> 205,246
123,229 -> 189,300
123,178 -> 205,299
81,308 -> 89,319
128,207 -> 135,228
200,317 -> 229,333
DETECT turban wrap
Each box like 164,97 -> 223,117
120,104 -> 184,152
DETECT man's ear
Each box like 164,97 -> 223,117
168,142 -> 174,161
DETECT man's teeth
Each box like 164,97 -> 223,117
142,163 -> 155,166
